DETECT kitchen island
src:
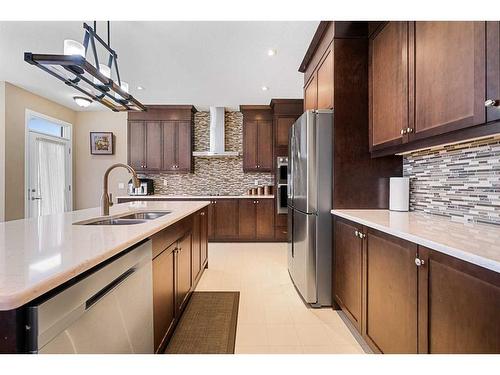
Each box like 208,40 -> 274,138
0,200 -> 210,353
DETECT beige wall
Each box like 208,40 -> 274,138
0,82 -> 5,221
4,82 -> 76,221
74,111 -> 128,210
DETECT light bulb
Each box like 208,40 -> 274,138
93,64 -> 111,85
115,81 -> 129,100
64,39 -> 85,57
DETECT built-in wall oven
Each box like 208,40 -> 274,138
277,157 -> 288,214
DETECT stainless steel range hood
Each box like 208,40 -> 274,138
192,107 -> 240,157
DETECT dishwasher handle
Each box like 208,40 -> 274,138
85,267 -> 136,310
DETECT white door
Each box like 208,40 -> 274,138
27,132 -> 72,217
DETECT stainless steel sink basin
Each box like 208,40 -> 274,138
119,211 -> 171,220
73,210 -> 171,226
83,218 -> 148,225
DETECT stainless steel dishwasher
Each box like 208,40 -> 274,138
27,240 -> 154,354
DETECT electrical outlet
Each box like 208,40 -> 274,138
163,180 -> 168,187
118,182 -> 125,189
254,179 -> 259,186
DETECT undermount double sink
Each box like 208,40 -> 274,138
74,211 -> 171,226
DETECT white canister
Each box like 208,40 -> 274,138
389,177 -> 410,211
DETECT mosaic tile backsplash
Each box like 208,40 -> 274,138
403,136 -> 500,225
143,111 -> 274,196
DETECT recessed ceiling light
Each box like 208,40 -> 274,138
73,96 -> 92,108
267,49 -> 277,56
261,86 -> 269,91
137,86 -> 144,90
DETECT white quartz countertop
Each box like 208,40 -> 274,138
117,194 -> 275,199
0,200 -> 209,311
331,209 -> 500,273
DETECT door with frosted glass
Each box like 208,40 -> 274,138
28,132 -> 71,217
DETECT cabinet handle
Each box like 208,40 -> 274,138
485,99 -> 498,107
253,200 -> 256,204
256,200 -> 259,204
400,129 -> 407,135
415,258 -> 425,267
200,212 -> 205,216
406,127 -> 413,133
354,230 -> 359,237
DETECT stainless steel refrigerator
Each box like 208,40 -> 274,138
288,110 -> 332,307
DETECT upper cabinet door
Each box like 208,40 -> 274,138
257,120 -> 273,171
243,120 -> 258,171
317,48 -> 334,110
370,22 -> 409,149
176,121 -> 192,172
304,73 -> 318,111
486,21 -> 500,123
162,121 -> 177,171
128,121 -> 146,170
145,121 -> 163,171
413,22 -> 486,139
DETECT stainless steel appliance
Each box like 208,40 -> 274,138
27,240 -> 154,353
128,178 -> 154,196
276,157 -> 288,214
288,110 -> 332,307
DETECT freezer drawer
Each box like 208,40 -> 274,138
289,210 -> 317,303
28,240 -> 154,354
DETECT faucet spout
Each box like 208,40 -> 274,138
101,163 -> 140,216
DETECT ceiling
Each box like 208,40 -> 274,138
0,21 -> 318,111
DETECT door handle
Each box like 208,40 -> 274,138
31,196 -> 42,200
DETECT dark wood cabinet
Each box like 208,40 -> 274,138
364,229 -> 418,354
163,121 -> 192,172
317,48 -> 334,109
256,120 -> 273,170
152,242 -> 176,352
128,106 -> 195,173
150,209 -> 207,353
176,232 -> 192,315
207,201 -> 215,241
333,218 -> 363,332
332,215 -> 500,354
213,199 -> 239,240
256,199 -> 274,240
369,21 -> 408,150
128,120 -> 146,170
369,21 -> 500,156
275,117 -> 295,153
238,199 -> 256,240
145,121 -> 163,171
304,73 -> 317,111
486,21 -> 500,123
241,106 -> 273,172
413,22 -> 486,139
418,246 -> 500,354
238,199 -> 274,241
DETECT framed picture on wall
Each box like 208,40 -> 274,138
90,132 -> 114,155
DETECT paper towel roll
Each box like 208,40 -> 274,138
389,177 -> 409,211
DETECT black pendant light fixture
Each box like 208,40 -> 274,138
24,22 -> 146,112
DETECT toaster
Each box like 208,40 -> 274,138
128,178 -> 154,196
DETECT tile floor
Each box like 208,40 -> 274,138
195,242 -> 365,354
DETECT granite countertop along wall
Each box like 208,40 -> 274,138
142,111 -> 274,196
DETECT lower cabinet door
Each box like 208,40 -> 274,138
176,233 -> 192,315
213,200 -> 239,240
333,218 -> 363,332
152,244 -> 176,352
238,199 -> 256,240
256,199 -> 274,240
364,229 -> 418,353
418,246 -> 500,353
207,202 -> 215,240
200,208 -> 208,265
191,213 -> 201,284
